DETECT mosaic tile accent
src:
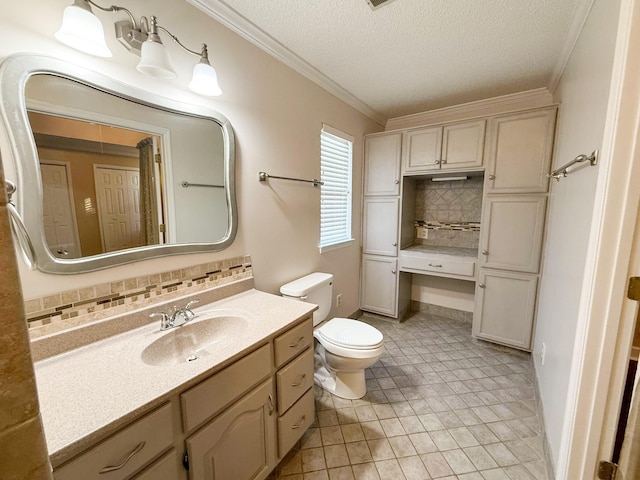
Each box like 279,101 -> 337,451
415,176 -> 483,249
25,255 -> 252,331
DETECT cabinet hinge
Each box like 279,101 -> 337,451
154,153 -> 161,164
182,450 -> 190,471
628,276 -> 640,301
597,461 -> 618,480
159,224 -> 166,233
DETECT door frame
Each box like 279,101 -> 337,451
39,159 -> 82,257
557,0 -> 640,476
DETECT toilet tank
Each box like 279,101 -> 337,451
280,272 -> 333,326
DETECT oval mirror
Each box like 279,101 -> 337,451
0,54 -> 237,273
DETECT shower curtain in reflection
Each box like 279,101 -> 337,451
137,138 -> 160,245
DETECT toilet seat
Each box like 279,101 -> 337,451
314,318 -> 384,359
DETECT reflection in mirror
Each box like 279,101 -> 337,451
0,54 -> 236,273
30,112 -> 164,258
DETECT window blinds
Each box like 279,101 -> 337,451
320,126 -> 353,249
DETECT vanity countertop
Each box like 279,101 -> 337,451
400,244 -> 478,258
33,288 -> 316,466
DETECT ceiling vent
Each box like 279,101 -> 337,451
366,0 -> 398,11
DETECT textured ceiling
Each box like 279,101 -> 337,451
195,0 -> 580,121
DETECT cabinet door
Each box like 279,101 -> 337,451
485,108 -> 556,193
360,255 -> 398,317
480,194 -> 546,273
363,198 -> 399,256
441,119 -> 485,170
473,269 -> 538,350
364,132 -> 402,196
403,125 -> 443,172
186,380 -> 276,480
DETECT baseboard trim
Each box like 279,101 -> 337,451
533,365 -> 557,480
410,301 -> 473,324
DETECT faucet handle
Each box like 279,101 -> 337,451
150,312 -> 172,330
183,300 -> 199,320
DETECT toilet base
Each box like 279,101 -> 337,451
313,351 -> 367,399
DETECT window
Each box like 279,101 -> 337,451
320,124 -> 354,252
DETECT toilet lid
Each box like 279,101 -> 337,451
316,318 -> 383,350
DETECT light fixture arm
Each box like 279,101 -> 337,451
153,17 -> 209,60
85,0 -> 137,30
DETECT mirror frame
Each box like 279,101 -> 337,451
0,54 -> 237,274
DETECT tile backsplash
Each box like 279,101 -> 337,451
415,176 -> 483,249
26,255 -> 252,336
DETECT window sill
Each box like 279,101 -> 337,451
319,239 -> 355,254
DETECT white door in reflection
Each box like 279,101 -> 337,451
40,162 -> 81,258
94,165 -> 142,252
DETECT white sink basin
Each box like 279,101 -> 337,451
141,315 -> 248,366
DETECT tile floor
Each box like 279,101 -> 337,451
269,311 -> 548,480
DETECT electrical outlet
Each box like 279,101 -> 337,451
416,226 -> 429,239
540,342 -> 546,365
336,294 -> 342,307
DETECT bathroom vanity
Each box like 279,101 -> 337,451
32,282 -> 316,480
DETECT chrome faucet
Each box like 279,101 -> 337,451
150,299 -> 200,330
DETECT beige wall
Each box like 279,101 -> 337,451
0,0 -> 382,319
533,0 -> 622,470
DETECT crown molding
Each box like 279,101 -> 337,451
547,0 -> 596,94
187,0 -> 386,126
385,88 -> 555,131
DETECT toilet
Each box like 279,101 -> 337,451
280,272 -> 384,399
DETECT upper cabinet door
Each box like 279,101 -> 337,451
441,119 -> 486,170
364,132 -> 402,196
403,125 -> 443,173
485,108 -> 557,194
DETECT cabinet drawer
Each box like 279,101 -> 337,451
274,318 -> 313,368
399,252 -> 475,278
278,387 -> 315,457
277,348 -> 314,413
132,449 -> 180,480
181,344 -> 271,433
54,403 -> 174,480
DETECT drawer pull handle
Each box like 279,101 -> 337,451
289,336 -> 305,348
292,374 -> 307,387
428,263 -> 442,268
99,441 -> 145,474
292,415 -> 306,429
268,394 -> 275,415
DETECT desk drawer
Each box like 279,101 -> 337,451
278,387 -> 315,457
399,252 -> 475,278
274,318 -> 313,367
54,403 -> 173,480
277,347 -> 314,413
181,344 -> 271,433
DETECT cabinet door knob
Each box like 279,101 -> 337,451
482,250 -> 489,255
392,242 -> 397,246
441,159 -> 447,164
488,175 -> 496,180
391,270 -> 397,274
478,283 -> 486,289
394,179 -> 399,184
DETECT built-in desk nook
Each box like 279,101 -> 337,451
360,106 -> 557,352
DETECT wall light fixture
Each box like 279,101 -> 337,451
55,0 -> 222,96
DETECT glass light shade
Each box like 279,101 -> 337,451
137,39 -> 177,79
189,62 -> 222,96
55,1 -> 112,57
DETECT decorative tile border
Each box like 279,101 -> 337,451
25,255 -> 252,332
415,220 -> 481,232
